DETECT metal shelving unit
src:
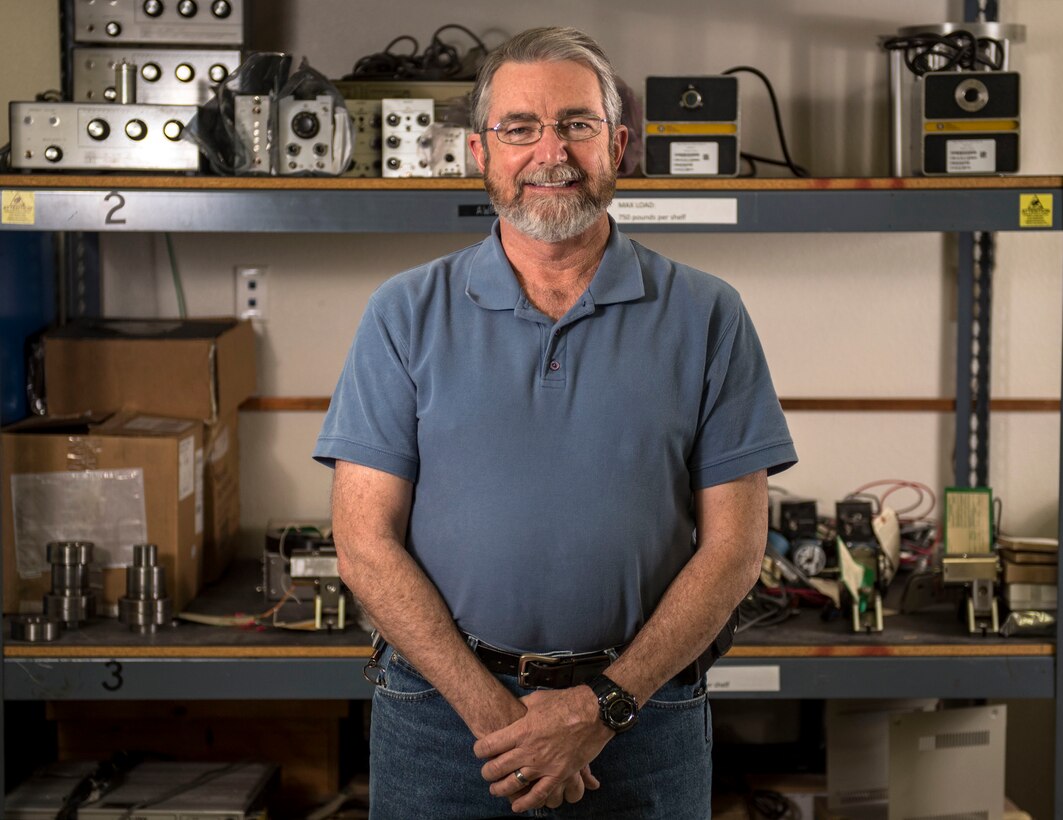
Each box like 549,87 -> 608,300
1,175 -> 1061,814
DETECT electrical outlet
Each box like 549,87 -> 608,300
235,266 -> 268,321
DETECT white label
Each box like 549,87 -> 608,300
607,197 -> 738,226
705,665 -> 781,692
178,435 -> 195,500
210,425 -> 230,464
669,141 -> 719,175
946,139 -> 996,173
123,415 -> 196,434
194,447 -> 204,535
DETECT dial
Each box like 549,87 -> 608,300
793,541 -> 827,576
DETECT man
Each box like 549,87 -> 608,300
314,26 -> 796,819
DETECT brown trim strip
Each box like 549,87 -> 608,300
240,397 -> 1061,413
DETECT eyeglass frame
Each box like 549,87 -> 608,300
482,114 -> 612,146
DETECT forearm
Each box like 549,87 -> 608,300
605,470 -> 767,705
331,461 -> 523,738
340,537 -> 523,737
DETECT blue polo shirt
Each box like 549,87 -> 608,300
315,219 -> 796,653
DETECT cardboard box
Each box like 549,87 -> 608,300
41,318 -> 254,582
43,318 -> 256,425
202,409 -> 240,582
2,413 -> 203,615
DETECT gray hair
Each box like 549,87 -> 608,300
470,27 -> 622,133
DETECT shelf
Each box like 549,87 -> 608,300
1,175 -> 1060,233
3,564 -> 1053,701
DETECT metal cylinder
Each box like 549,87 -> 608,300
9,614 -> 62,642
116,60 -> 137,104
42,541 -> 96,628
119,543 -> 173,634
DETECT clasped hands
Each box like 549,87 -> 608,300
473,686 -> 613,813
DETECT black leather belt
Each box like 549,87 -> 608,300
468,638 -> 620,689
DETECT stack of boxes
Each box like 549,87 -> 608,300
999,534 -> 1059,613
1,318 -> 255,616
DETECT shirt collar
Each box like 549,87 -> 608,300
466,217 -> 646,311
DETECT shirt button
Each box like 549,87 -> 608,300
549,360 -> 561,371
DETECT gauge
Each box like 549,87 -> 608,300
793,540 -> 827,576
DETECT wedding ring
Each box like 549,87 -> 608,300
513,768 -> 530,786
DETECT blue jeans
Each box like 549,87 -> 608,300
368,648 -> 712,819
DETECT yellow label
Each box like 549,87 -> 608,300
924,119 -> 1019,132
646,122 -> 737,136
1,190 -> 35,225
1019,193 -> 1054,228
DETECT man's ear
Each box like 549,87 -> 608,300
469,131 -> 487,173
612,124 -> 629,170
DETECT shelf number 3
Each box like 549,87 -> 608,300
102,659 -> 124,691
104,191 -> 127,225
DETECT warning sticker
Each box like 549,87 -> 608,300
1019,194 -> 1054,228
669,142 -> 719,175
1,190 -> 35,225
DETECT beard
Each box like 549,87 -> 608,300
484,158 -> 617,243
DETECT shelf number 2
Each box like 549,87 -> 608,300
104,191 -> 127,225
102,659 -> 124,691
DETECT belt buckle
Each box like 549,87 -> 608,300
517,653 -> 563,688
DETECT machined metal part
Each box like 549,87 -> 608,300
966,577 -> 1000,634
851,589 -> 884,633
942,554 -> 999,583
42,540 -> 96,628
115,60 -> 137,104
118,543 -> 173,633
9,614 -> 62,642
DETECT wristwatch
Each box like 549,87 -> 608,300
588,673 -> 639,734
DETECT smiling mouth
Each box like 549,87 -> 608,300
524,179 -> 580,189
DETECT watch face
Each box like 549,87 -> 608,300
607,699 -> 636,724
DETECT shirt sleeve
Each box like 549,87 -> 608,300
312,298 -> 419,482
688,301 -> 797,489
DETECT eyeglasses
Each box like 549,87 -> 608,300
485,115 -> 609,145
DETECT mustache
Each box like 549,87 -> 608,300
517,165 -> 585,188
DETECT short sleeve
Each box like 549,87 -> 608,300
688,302 -> 796,489
313,298 -> 419,482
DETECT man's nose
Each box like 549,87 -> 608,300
533,124 -> 569,164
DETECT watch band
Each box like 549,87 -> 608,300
588,673 -> 639,733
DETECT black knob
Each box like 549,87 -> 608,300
143,0 -> 164,17
44,146 -> 63,163
386,157 -> 401,170
291,111 -> 320,140
385,113 -> 400,127
177,0 -> 197,17
386,135 -> 400,148
416,113 -> 431,127
211,0 -> 232,17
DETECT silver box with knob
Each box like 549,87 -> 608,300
9,101 -> 200,171
73,0 -> 245,46
72,47 -> 241,105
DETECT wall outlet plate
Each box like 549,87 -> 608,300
235,265 -> 267,320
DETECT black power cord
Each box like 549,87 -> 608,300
882,30 -> 1005,76
723,66 -> 809,178
344,24 -> 488,81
